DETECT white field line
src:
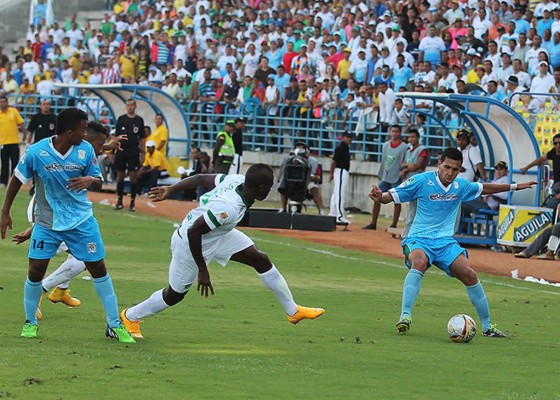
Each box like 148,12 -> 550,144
254,237 -> 560,296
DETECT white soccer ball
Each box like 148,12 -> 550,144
447,314 -> 477,343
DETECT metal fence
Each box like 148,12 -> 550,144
8,92 -> 458,162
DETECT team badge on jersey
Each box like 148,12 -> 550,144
133,126 -> 139,133
78,150 -> 86,160
49,123 -> 55,130
87,243 -> 97,253
39,150 -> 49,157
220,212 -> 228,219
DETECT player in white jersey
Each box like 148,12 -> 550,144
121,164 -> 325,339
369,147 -> 536,338
12,123 -> 127,320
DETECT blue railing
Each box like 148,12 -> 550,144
8,93 -> 456,161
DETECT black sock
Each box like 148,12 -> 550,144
117,182 -> 124,203
130,183 -> 137,200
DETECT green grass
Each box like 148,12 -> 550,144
1,190 -> 560,400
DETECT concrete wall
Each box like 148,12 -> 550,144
0,0 -> 106,48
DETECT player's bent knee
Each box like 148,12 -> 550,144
84,260 -> 107,278
254,251 -> 272,273
163,286 -> 187,306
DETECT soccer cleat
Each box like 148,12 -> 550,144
36,291 -> 46,320
396,316 -> 412,334
483,324 -> 507,338
115,202 -> 124,210
48,288 -> 81,307
336,217 -> 350,225
106,324 -> 137,343
129,200 -> 136,212
21,322 -> 38,338
287,305 -> 325,324
120,308 -> 143,339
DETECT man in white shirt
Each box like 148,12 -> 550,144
242,43 -> 260,78
378,81 -> 397,126
456,130 -> 487,182
530,61 -> 556,103
120,165 -> 325,339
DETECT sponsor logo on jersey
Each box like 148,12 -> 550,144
427,180 -> 435,186
45,163 -> 83,172
78,150 -> 86,160
429,193 -> 459,201
87,243 -> 97,253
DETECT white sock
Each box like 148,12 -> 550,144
126,289 -> 169,321
42,255 -> 86,292
258,265 -> 298,316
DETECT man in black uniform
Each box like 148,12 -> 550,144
229,117 -> 246,175
329,131 -> 352,224
26,99 -> 57,144
114,98 -> 145,211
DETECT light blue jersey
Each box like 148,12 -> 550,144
389,171 -> 482,239
15,137 -> 102,231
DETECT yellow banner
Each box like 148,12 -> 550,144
497,205 -> 554,247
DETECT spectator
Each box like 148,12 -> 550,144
213,119 -> 236,174
462,161 -> 511,215
364,125 -> 408,230
456,129 -> 488,182
146,113 -> 168,156
137,140 -> 170,195
515,220 -> 560,260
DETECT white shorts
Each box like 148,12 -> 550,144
168,228 -> 254,293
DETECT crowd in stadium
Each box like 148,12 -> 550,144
1,0 -> 560,117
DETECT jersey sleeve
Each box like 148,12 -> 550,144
14,147 -> 35,184
27,115 -> 37,133
389,174 -> 424,204
83,145 -> 103,179
14,109 -> 24,125
214,174 -> 227,187
461,180 -> 483,201
138,117 -> 146,139
203,201 -> 238,230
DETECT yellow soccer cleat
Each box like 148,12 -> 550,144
36,291 -> 45,320
120,308 -> 143,339
287,305 -> 325,324
48,288 -> 81,307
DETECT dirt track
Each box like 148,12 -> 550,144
89,191 -> 560,284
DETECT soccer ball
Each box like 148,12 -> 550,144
447,314 -> 477,343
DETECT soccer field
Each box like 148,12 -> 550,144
1,192 -> 559,400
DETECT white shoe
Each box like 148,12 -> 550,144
337,217 -> 350,224
319,209 -> 325,216
277,208 -> 285,213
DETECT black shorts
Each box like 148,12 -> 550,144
115,148 -> 141,172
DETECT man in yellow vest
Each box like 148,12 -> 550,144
212,119 -> 236,174
0,95 -> 28,187
147,113 -> 168,156
137,140 -> 171,195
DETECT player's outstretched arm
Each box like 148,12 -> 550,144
368,185 -> 395,204
481,181 -> 537,195
187,216 -> 214,298
1,177 -> 23,240
149,174 -> 219,202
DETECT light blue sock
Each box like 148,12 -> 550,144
400,269 -> 424,319
24,278 -> 43,325
93,274 -> 120,329
466,281 -> 491,331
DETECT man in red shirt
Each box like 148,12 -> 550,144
31,34 -> 44,62
282,41 -> 298,75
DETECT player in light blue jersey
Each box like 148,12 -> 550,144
369,147 -> 536,338
1,108 -> 135,343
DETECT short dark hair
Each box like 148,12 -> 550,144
440,147 -> 463,162
391,125 -> 402,132
86,121 -> 109,138
408,128 -> 420,137
126,98 -> 136,104
554,133 -> 560,142
245,163 -> 274,187
56,108 -> 88,135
